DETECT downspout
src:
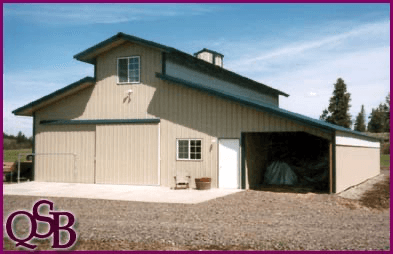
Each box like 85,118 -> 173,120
162,52 -> 166,75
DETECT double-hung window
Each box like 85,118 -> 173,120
177,139 -> 202,160
118,56 -> 140,84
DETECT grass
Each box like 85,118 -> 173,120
380,154 -> 390,168
3,149 -> 32,163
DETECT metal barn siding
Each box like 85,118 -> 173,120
335,146 -> 380,193
32,42 -> 334,189
37,42 -> 162,121
334,131 -> 380,193
34,124 -> 96,183
154,80 -> 332,189
95,124 -> 159,185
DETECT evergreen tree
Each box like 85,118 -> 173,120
16,131 -> 26,144
367,107 -> 384,133
354,105 -> 366,132
383,93 -> 390,132
319,109 -> 329,121
320,78 -> 352,128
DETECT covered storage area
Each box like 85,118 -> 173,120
244,132 -> 332,193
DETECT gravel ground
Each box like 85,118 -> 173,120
3,185 -> 389,251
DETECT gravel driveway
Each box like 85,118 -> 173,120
3,188 -> 389,251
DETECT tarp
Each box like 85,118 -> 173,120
263,161 -> 298,185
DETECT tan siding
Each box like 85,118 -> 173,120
37,42 -> 161,121
335,146 -> 380,193
33,42 -> 333,188
150,80 -> 332,188
95,124 -> 159,185
34,123 -> 95,183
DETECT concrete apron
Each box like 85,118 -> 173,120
3,182 -> 243,204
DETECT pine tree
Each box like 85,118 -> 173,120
16,131 -> 25,144
368,108 -> 383,133
354,105 -> 366,132
383,93 -> 390,132
319,109 -> 329,121
320,78 -> 352,128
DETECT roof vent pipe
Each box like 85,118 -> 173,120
194,48 -> 224,67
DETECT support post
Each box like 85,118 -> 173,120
17,154 -> 21,184
329,142 -> 333,194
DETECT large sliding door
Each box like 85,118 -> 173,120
35,125 -> 96,183
95,123 -> 159,185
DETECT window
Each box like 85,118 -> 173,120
118,56 -> 140,84
177,139 -> 202,160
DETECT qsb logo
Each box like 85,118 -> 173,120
6,199 -> 77,250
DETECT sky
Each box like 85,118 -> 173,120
3,3 -> 390,137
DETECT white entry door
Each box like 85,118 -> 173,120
219,139 -> 240,189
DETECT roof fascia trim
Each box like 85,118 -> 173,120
74,32 -> 171,64
12,76 -> 95,116
167,53 -> 289,97
156,73 -> 379,141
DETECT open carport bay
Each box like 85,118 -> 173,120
245,132 -> 330,192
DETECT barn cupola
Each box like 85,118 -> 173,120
194,48 -> 224,67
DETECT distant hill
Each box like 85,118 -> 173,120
3,132 -> 32,150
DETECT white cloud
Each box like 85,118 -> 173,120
218,20 -> 389,127
225,20 -> 389,73
3,64 -> 94,136
4,4 -> 214,25
262,46 -> 390,122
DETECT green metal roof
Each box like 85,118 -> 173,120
156,73 -> 380,141
74,32 -> 288,97
12,76 -> 95,116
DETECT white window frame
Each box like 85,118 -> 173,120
117,56 -> 141,84
176,139 -> 202,161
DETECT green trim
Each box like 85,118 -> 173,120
73,32 -> 288,97
240,133 -> 246,189
40,118 -> 160,125
168,53 -> 289,97
74,32 -> 173,64
162,52 -> 166,75
12,77 -> 95,116
156,73 -> 380,141
332,132 -> 337,193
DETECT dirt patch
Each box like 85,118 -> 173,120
359,176 -> 390,210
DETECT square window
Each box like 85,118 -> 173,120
177,139 -> 202,160
118,56 -> 140,83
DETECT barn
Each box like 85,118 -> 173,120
13,32 -> 380,193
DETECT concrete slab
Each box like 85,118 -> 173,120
3,182 -> 243,204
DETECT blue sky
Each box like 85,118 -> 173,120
3,3 -> 390,136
